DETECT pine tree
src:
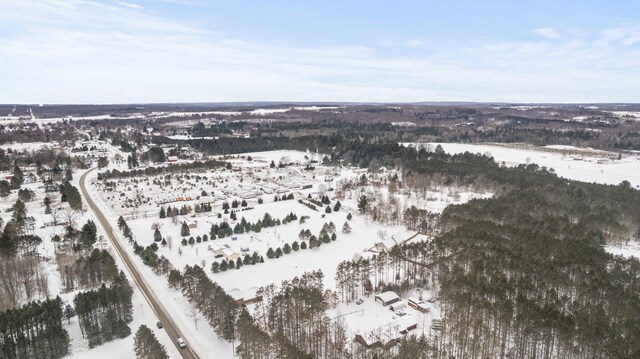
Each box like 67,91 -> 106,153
292,241 -> 299,251
275,247 -> 283,258
357,195 -> 369,214
266,247 -> 275,259
181,222 -> 190,236
283,243 -> 292,254
134,325 -> 169,359
153,228 -> 162,242
159,207 -> 166,218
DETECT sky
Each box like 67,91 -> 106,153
0,0 -> 639,104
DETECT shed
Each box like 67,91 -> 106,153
375,291 -> 400,306
388,300 -> 407,312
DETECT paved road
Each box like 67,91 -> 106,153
80,168 -> 199,359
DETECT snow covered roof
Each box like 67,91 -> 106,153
375,291 -> 399,303
380,238 -> 397,250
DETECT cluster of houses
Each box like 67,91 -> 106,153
353,290 -> 435,349
374,291 -> 431,314
154,193 -> 197,206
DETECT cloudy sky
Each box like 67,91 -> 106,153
1,0 -> 639,104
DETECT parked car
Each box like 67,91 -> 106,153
355,298 -> 364,305
177,337 -> 186,348
156,321 -> 163,329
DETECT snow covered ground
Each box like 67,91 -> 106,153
406,142 -> 640,188
605,241 -> 640,261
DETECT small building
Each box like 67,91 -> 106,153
184,219 -> 197,229
167,156 -> 178,163
407,297 -> 420,309
375,291 -> 400,306
388,300 -> 407,312
228,287 -> 262,306
220,247 -> 239,262
407,297 -> 431,313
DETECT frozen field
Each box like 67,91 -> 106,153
409,142 -> 640,188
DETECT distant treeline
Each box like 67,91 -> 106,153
97,159 -> 227,180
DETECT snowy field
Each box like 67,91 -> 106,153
405,142 -> 640,188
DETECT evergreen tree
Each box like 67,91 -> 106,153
63,181 -> 83,210
79,220 -> 98,250
292,241 -> 300,251
134,325 -> 169,359
153,228 -> 162,242
357,195 -> 369,214
283,243 -> 292,254
181,222 -> 190,237
266,247 -> 275,259
10,165 -> 24,189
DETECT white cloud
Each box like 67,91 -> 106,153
532,27 -> 560,39
0,2 -> 638,103
117,2 -> 142,9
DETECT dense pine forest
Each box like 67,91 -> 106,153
0,297 -> 70,359
74,271 -> 134,348
333,142 -> 640,358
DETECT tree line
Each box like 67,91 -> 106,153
74,272 -> 134,348
0,297 -> 70,359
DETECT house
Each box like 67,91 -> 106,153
228,287 -> 262,306
183,219 -> 197,229
375,291 -> 400,306
354,334 -> 398,350
407,297 -> 420,309
374,237 -> 398,252
354,316 -> 418,349
220,247 -> 239,262
167,156 -> 178,163
408,297 -> 431,313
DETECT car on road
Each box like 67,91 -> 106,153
177,337 -> 186,348
156,321 -> 163,329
